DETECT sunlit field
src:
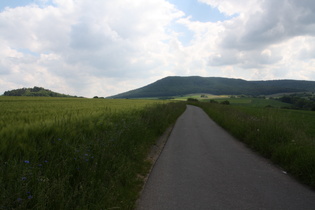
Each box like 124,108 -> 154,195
0,97 -> 186,209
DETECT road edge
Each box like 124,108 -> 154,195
135,124 -> 175,208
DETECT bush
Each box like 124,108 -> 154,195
187,98 -> 199,102
220,100 -> 230,105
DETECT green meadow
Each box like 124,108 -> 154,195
193,100 -> 315,189
213,97 -> 291,107
0,97 -> 186,209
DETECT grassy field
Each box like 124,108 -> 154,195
173,93 -> 229,101
193,101 -> 315,189
0,97 -> 186,209
213,97 -> 290,108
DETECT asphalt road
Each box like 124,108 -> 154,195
137,105 -> 315,210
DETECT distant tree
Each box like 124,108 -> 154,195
187,98 -> 198,102
93,96 -> 99,99
220,100 -> 230,105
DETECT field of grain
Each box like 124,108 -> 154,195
0,97 -> 186,209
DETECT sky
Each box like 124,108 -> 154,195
1,0 -> 315,97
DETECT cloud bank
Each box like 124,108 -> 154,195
1,0 -> 315,97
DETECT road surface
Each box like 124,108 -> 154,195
137,105 -> 315,210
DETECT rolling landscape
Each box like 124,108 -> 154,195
3,0 -> 315,209
108,76 -> 315,99
1,76 -> 315,209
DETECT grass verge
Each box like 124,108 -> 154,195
193,102 -> 315,189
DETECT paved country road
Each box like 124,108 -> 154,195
137,105 -> 315,210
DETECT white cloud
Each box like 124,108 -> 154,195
198,0 -> 262,16
1,0 -> 315,97
0,0 -> 185,97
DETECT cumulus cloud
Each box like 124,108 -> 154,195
217,0 -> 315,50
1,0 -> 315,97
0,0 -> 185,96
192,0 -> 315,80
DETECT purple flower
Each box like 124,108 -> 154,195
44,160 -> 48,163
16,198 -> 23,202
28,195 -> 33,199
24,160 -> 30,164
21,177 -> 27,181
38,164 -> 43,167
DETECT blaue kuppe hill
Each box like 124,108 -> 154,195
2,86 -> 78,97
108,76 -> 315,98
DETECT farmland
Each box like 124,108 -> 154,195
0,97 -> 186,209
1,95 -> 315,209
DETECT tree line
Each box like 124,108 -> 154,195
277,93 -> 315,111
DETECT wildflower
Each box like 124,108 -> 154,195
28,195 -> 33,199
17,198 -> 23,202
58,138 -> 62,141
38,164 -> 43,167
21,177 -> 27,181
84,154 -> 89,156
24,160 -> 30,164
44,160 -> 48,163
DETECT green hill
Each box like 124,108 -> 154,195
108,76 -> 315,98
3,86 -> 76,97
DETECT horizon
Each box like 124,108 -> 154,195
1,0 -> 315,97
2,75 -> 315,98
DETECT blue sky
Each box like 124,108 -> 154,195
0,0 -> 33,10
168,0 -> 235,45
168,0 -> 232,22
0,0 -> 230,22
0,0 -> 315,97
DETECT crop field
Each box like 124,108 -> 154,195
194,101 -> 315,189
0,97 -> 186,209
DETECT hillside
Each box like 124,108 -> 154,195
108,76 -> 315,98
3,86 -> 76,97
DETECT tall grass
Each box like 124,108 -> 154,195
195,102 -> 315,189
0,97 -> 186,209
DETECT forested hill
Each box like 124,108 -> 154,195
3,86 -> 76,97
108,76 -> 315,98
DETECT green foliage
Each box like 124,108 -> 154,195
109,76 -> 315,98
3,86 -> 76,97
213,97 -> 290,108
220,100 -> 230,105
277,93 -> 315,111
196,102 -> 315,188
0,97 -> 186,209
187,98 -> 199,102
